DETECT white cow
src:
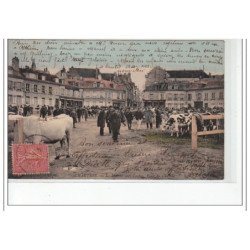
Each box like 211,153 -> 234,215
8,114 -> 73,158
163,113 -> 192,137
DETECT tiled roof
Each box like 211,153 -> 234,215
68,67 -> 99,78
166,70 -> 209,78
101,73 -> 115,81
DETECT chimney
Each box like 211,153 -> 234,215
12,57 -> 19,72
31,59 -> 36,70
95,67 -> 99,79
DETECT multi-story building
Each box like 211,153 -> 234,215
143,67 -> 224,109
56,67 -> 137,107
8,57 -> 148,110
8,57 -> 84,109
8,57 -> 25,106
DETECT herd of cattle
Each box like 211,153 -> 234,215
160,111 -> 224,137
8,107 -> 224,159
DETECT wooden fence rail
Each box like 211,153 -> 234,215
191,114 -> 224,150
9,119 -> 24,144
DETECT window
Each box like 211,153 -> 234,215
174,94 -> 178,101
34,97 -> 38,105
8,95 -> 13,104
160,93 -> 164,100
42,98 -> 45,105
197,93 -> 202,101
49,87 -> 52,95
211,93 -> 215,100
17,96 -> 22,105
34,84 -> 38,92
25,96 -> 30,105
8,81 -> 13,90
26,83 -> 30,92
12,96 -> 17,104
219,92 -> 224,100
188,94 -> 192,101
42,86 -> 45,94
16,82 -> 22,91
204,93 -> 208,100
49,98 -> 52,106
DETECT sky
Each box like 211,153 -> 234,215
8,40 -> 224,90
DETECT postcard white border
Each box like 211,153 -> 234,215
6,39 -> 243,205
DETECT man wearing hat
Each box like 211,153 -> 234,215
125,107 -> 133,130
97,107 -> 106,136
109,107 -> 123,142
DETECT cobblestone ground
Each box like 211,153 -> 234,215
10,117 -> 224,179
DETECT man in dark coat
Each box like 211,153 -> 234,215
40,105 -> 48,120
144,108 -> 154,129
97,108 -> 106,136
23,105 -> 29,117
109,108 -> 122,142
76,108 -> 82,123
134,108 -> 144,130
84,108 -> 88,121
125,108 -> 133,130
53,106 -> 60,117
70,109 -> 77,128
106,107 -> 112,134
155,108 -> 162,129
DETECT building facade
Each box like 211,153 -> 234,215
8,58 -> 139,109
8,57 -> 84,109
143,67 -> 224,109
56,67 -> 136,107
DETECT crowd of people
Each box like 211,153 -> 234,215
8,104 -> 224,142
96,106 -> 168,142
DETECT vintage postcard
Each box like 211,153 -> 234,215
8,39 -> 224,180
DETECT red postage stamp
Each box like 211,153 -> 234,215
12,144 -> 49,175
